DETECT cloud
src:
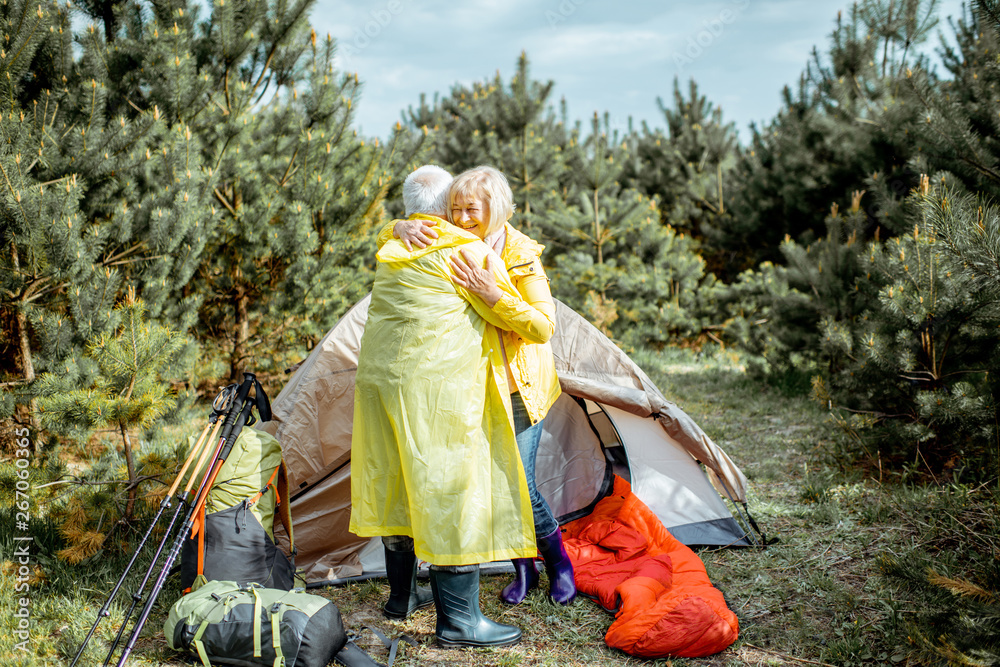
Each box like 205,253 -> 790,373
443,0 -> 538,24
746,0 -> 843,22
311,0 -> 969,142
527,24 -> 674,65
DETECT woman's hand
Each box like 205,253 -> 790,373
394,218 -> 439,251
449,249 -> 503,307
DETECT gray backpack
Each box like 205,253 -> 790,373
165,580 -> 344,667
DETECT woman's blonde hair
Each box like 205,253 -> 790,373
448,166 -> 515,236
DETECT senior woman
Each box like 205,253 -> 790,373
390,165 -> 576,606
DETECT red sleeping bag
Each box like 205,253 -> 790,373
561,476 -> 739,658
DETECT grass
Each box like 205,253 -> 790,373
2,345 -> 997,666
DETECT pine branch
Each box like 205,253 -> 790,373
976,0 -> 1000,34
35,472 -> 164,490
213,187 -> 239,217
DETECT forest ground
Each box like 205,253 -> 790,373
2,347 -> 969,666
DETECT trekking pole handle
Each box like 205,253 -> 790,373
217,394 -> 255,462
212,383 -> 238,418
188,396 -> 255,524
219,373 -> 255,438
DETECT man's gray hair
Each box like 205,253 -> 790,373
403,165 -> 453,216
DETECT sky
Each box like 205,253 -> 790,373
309,0 -> 969,143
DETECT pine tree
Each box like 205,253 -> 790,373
920,186 -> 1000,469
897,2 -> 1000,201
178,24 -> 402,381
544,114 -> 633,334
622,79 -> 740,273
863,0 -> 941,78
722,1 -> 939,276
922,2 -> 1000,299
557,113 -> 627,270
405,52 -> 568,235
548,114 -> 715,346
36,288 -> 183,522
814,177 -> 998,475
3,0 -> 413,413
0,0 -> 139,440
722,192 -> 873,379
853,0 -> 1000,475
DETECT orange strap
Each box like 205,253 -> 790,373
190,506 -> 204,539
249,466 -> 281,506
196,518 -> 205,579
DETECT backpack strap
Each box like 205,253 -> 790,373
275,462 -> 294,552
334,627 -> 416,667
249,466 -> 281,506
270,602 -> 285,667
254,377 -> 272,422
187,508 -> 207,593
192,619 -> 213,667
187,500 -> 208,591
252,586 -> 263,658
365,625 -> 417,667
246,462 -> 294,554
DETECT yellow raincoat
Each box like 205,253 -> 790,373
377,220 -> 561,425
349,215 -> 545,566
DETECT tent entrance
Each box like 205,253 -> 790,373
536,394 -> 754,547
535,395 -> 615,526
582,399 -> 633,483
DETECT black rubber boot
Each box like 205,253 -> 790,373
382,547 -> 433,620
430,568 -> 522,648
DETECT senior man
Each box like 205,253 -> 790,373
349,164 -> 550,648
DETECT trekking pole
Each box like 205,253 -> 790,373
96,385 -> 239,667
68,383 -> 238,667
114,373 -> 260,667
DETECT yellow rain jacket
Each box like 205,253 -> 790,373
377,220 -> 562,425
497,224 -> 561,425
350,215 -> 545,566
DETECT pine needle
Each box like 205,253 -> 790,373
927,568 -> 996,601
57,530 -> 105,564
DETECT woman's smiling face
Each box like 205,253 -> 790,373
451,192 -> 491,239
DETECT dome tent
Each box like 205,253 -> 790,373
260,296 -> 761,585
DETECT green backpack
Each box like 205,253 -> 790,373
181,427 -> 296,592
165,580 -> 345,667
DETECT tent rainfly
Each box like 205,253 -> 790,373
262,296 -> 761,586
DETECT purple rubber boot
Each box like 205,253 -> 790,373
537,528 -> 576,605
500,558 -> 539,605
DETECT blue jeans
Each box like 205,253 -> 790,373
512,393 -> 559,538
